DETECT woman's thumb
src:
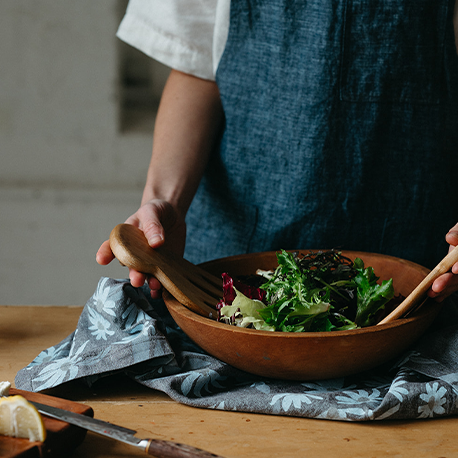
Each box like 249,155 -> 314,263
142,221 -> 165,247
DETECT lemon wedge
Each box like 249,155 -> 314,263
0,381 -> 11,396
0,395 -> 46,442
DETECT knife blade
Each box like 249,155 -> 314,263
22,398 -> 224,458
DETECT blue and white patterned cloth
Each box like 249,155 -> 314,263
15,277 -> 458,421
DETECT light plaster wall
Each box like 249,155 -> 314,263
0,1 -> 156,305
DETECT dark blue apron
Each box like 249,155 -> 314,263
185,0 -> 458,269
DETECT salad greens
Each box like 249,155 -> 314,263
219,288 -> 275,331
216,250 -> 396,332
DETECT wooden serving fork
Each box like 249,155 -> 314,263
109,224 -> 222,319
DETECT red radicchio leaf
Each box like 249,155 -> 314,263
216,273 -> 266,310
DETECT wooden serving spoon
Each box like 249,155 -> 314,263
377,245 -> 458,325
109,224 -> 222,319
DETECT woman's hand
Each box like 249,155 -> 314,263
96,200 -> 186,298
428,223 -> 458,302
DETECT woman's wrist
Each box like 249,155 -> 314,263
140,186 -> 188,223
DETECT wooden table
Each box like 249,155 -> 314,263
1,305 -> 457,457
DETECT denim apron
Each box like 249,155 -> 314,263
185,0 -> 458,269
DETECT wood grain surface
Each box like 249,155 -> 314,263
1,305 -> 458,458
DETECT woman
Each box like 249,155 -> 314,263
97,0 -> 458,301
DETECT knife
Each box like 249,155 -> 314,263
19,398 -> 224,458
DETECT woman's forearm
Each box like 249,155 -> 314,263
142,69 -> 224,219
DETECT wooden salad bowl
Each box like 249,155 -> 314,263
163,250 -> 442,381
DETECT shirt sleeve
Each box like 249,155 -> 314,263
116,0 -> 223,81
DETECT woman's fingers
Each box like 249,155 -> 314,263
427,224 -> 458,301
128,268 -> 148,288
128,269 -> 162,298
96,239 -> 115,265
147,277 -> 163,299
429,270 -> 458,302
445,223 -> 458,247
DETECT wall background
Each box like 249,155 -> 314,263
0,1 -> 168,305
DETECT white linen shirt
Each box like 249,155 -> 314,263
117,0 -> 230,81
117,0 -> 458,81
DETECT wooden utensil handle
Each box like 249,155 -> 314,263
145,438 -> 224,457
378,245 -> 458,325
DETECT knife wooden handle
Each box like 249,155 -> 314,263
145,438 -> 224,458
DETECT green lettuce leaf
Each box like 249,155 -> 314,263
219,288 -> 275,331
353,258 -> 394,327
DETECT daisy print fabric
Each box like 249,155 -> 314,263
15,278 -> 458,422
